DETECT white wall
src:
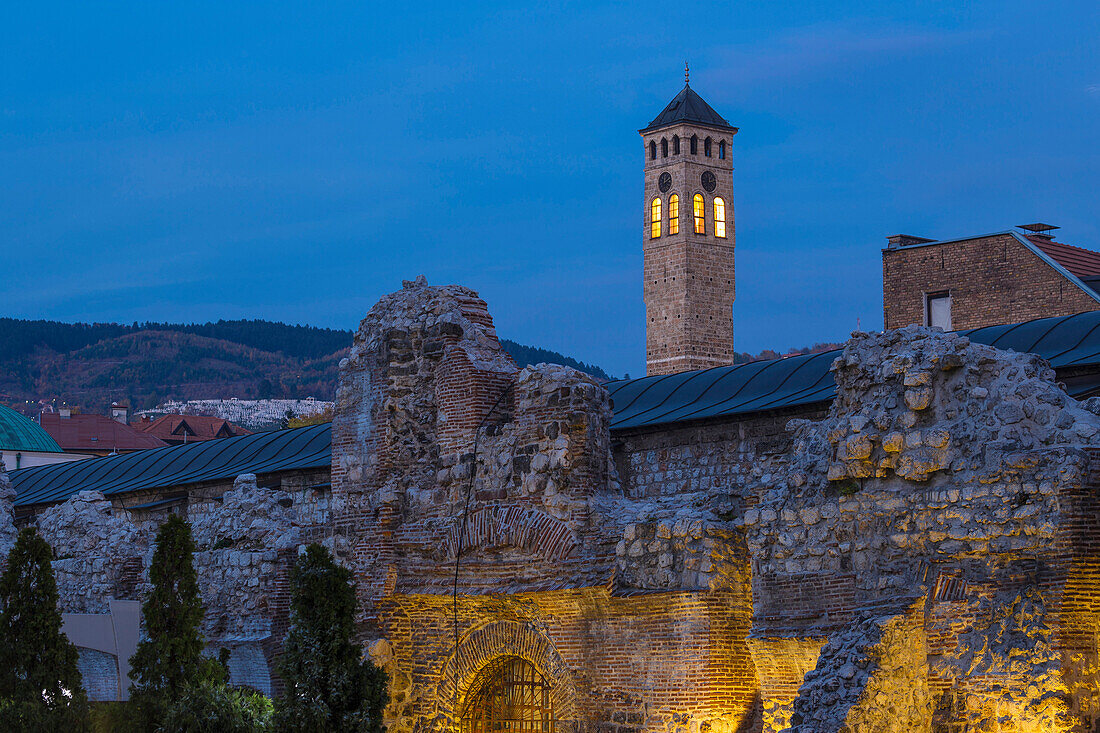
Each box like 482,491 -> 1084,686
1,449 -> 91,472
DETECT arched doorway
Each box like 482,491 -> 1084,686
461,656 -> 554,733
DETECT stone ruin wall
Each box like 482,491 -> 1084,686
4,279 -> 1100,731
331,278 -> 760,733
615,326 -> 1100,732
0,472 -> 321,697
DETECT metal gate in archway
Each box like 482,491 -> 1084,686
460,656 -> 554,733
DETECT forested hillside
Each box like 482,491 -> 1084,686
0,318 -> 610,412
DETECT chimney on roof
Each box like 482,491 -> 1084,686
1017,223 -> 1059,241
110,402 -> 129,424
886,234 -> 936,250
59,406 -> 71,419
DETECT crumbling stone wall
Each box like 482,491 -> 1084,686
787,604 -> 931,732
0,468 -> 17,558
36,490 -> 148,613
736,327 -> 1100,732
191,474 -> 303,639
930,588 -> 1071,732
330,278 -> 761,733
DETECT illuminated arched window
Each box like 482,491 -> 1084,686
713,197 -> 726,238
672,135 -> 680,154
693,194 -> 705,234
718,140 -> 726,159
649,141 -> 656,160
690,135 -> 698,155
668,194 -> 679,235
461,657 -> 554,733
704,137 -> 712,157
661,138 -> 668,158
650,197 -> 662,239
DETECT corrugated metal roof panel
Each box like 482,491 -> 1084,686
11,422 -> 330,507
13,312 -> 1100,506
608,310 -> 1100,430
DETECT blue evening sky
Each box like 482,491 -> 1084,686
1,1 -> 1097,378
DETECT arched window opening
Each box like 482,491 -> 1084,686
693,194 -> 705,235
690,135 -> 698,155
650,198 -> 662,239
713,197 -> 726,238
718,140 -> 726,160
669,194 -> 679,235
704,137 -> 712,157
461,657 -> 554,733
672,135 -> 680,154
661,138 -> 668,158
649,141 -> 656,160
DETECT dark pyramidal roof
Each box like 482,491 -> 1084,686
641,84 -> 737,134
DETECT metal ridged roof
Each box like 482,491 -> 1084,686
12,311 -> 1100,506
0,405 -> 63,455
11,422 -> 330,507
607,310 -> 1100,430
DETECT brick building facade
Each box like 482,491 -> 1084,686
882,226 -> 1100,331
641,79 -> 738,376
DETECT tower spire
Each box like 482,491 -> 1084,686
684,61 -> 689,86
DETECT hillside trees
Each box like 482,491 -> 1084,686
274,544 -> 387,733
0,527 -> 89,730
0,318 -> 614,413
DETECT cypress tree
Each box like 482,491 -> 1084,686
0,527 -> 89,730
274,544 -> 387,733
128,513 -> 208,722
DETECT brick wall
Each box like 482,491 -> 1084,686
882,233 -> 1100,330
376,589 -> 759,733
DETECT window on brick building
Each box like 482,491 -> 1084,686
661,138 -> 668,157
690,135 -> 698,154
669,194 -> 679,235
718,140 -> 726,159
693,194 -> 705,234
461,657 -> 553,733
650,197 -> 662,239
713,197 -> 726,238
649,141 -> 656,160
672,135 -> 680,154
704,137 -> 712,156
926,292 -> 952,331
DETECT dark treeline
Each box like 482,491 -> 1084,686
499,340 -> 611,380
0,318 -> 351,362
0,319 -> 614,411
731,341 -> 845,364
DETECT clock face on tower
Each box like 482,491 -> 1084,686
701,171 -> 716,192
658,172 -> 672,193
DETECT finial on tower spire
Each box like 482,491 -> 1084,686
684,61 -> 690,85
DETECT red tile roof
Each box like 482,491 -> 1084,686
39,413 -> 168,453
136,415 -> 252,443
1028,236 -> 1100,278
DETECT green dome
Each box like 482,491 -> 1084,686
0,405 -> 62,454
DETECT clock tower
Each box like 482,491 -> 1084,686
641,72 -> 737,376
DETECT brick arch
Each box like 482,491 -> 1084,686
437,620 -> 577,727
445,506 -> 580,562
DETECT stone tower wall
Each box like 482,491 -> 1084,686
642,122 -> 736,375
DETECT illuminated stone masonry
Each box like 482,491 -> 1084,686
330,278 -> 756,733
320,283 -> 1100,733
7,280 -> 1100,730
736,327 -> 1100,732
